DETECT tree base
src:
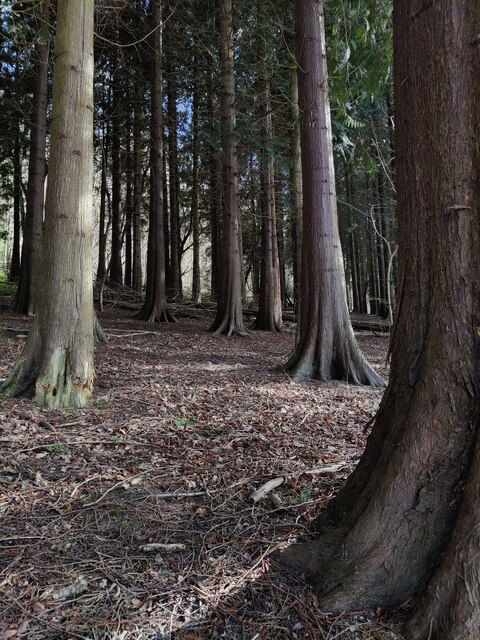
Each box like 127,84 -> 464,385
209,319 -> 250,337
0,357 -> 36,399
1,347 -> 93,408
135,305 -> 176,323
35,348 -> 93,408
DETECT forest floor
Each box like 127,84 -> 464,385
0,306 -> 407,640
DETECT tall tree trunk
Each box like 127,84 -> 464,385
132,80 -> 143,293
11,0 -> 49,314
191,54 -> 201,304
166,57 -> 182,300
290,68 -> 303,307
10,120 -> 21,282
124,119 -> 133,288
375,169 -> 388,318
109,47 -> 123,286
209,0 -> 247,336
281,4 -> 480,639
249,156 -> 260,300
253,77 -> 282,331
1,0 -> 95,408
284,0 -> 382,384
96,122 -> 109,289
136,0 -> 173,323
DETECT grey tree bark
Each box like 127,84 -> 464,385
1,0 -> 95,408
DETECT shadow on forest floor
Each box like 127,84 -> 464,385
0,309 -> 404,639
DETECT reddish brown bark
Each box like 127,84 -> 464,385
284,0 -> 382,384
136,0 -> 174,323
280,3 -> 480,638
209,0 -> 247,336
252,77 -> 282,332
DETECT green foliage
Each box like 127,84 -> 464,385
45,443 -> 70,453
174,416 -> 198,428
289,489 -> 313,505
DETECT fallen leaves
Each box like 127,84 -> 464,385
0,310 -> 400,639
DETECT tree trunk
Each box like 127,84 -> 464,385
166,55 -> 182,300
11,1 -> 49,314
191,53 -> 201,304
124,118 -> 133,288
1,0 -> 95,408
136,0 -> 174,323
284,0 -> 382,384
209,0 -> 248,336
253,77 -> 282,332
280,4 -> 480,639
96,121 -> 109,289
132,79 -> 143,293
290,69 -> 302,307
9,119 -> 22,282
109,46 -> 123,286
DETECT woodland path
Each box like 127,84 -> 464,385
0,309 -> 404,640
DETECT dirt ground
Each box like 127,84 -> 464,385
0,307 -> 406,640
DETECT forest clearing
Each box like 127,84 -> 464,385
0,307 -> 400,640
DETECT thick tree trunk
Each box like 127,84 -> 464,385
11,1 -> 49,315
284,0 -> 382,384
253,77 -> 282,332
209,0 -> 247,336
280,4 -> 480,639
1,0 -> 95,408
136,0 -> 174,323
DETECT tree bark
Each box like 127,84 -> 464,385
280,4 -> 480,639
9,118 -> 22,282
96,121 -> 109,289
136,0 -> 174,323
109,44 -> 123,287
252,77 -> 282,332
1,0 -> 95,408
191,54 -> 201,304
209,0 -> 248,336
132,79 -> 143,293
11,0 -> 49,314
284,0 -> 382,384
165,43 -> 182,300
290,68 -> 302,308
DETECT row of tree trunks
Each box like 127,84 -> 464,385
281,2 -> 480,639
252,68 -> 282,332
11,0 -> 49,315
